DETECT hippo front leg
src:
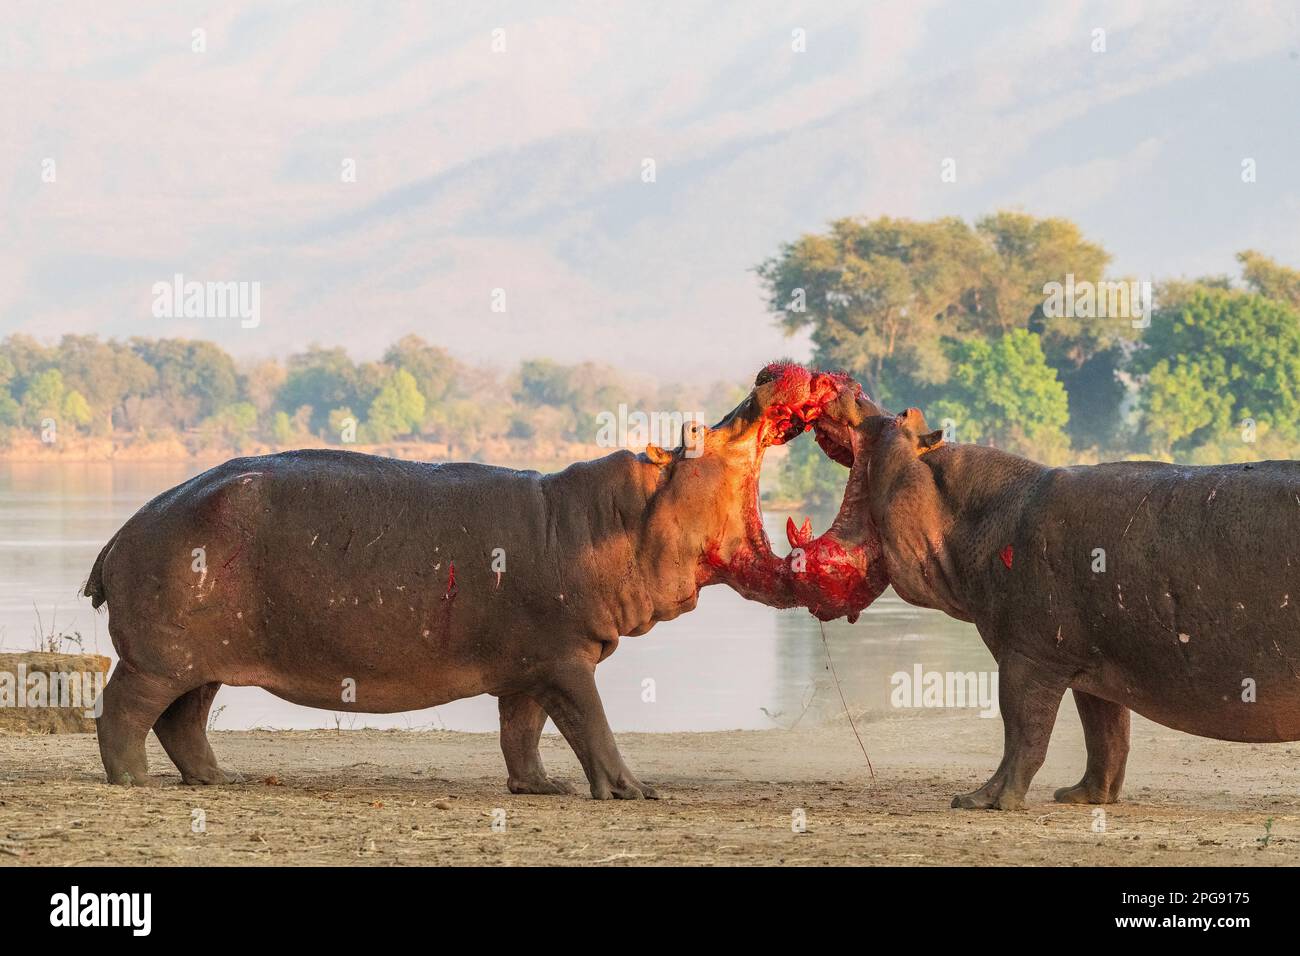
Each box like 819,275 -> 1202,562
535,662 -> 658,800
952,650 -> 1065,811
498,692 -> 575,795
1054,690 -> 1130,804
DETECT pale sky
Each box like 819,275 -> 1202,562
3,0 -> 1298,380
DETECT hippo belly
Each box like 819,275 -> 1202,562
1077,630 -> 1300,743
1022,460 -> 1300,744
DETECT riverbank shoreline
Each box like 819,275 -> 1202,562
0,435 -> 607,465
0,440 -> 802,504
2,713 -> 1294,866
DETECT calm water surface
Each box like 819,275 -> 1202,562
0,461 -> 993,732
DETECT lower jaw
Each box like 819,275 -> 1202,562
785,530 -> 888,622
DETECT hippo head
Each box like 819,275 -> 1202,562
663,362 -> 886,617
789,390 -> 949,621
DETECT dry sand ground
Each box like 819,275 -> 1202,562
1,708 -> 1297,866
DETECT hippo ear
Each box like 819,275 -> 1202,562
682,420 -> 709,455
900,407 -> 930,433
917,429 -> 945,455
645,444 -> 673,465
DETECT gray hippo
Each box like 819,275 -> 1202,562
84,364 -> 846,797
786,386 -> 1300,810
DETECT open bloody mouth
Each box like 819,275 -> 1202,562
754,362 -> 851,447
711,363 -> 889,622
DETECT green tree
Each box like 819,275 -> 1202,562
928,329 -> 1070,460
383,335 -> 460,415
279,346 -> 369,433
757,213 -> 1114,416
129,338 -> 238,427
510,359 -> 639,443
366,369 -> 425,442
515,359 -> 578,409
201,402 -> 258,448
757,216 -> 985,403
20,368 -> 66,425
0,391 -> 18,428
243,359 -> 287,416
270,410 -> 295,445
1135,286 -> 1300,453
976,211 -> 1111,354
1056,345 -> 1127,452
0,355 -> 17,432
54,335 -> 156,431
61,389 -> 93,429
0,335 -> 51,393
1238,250 -> 1300,311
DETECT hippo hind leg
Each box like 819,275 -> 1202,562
153,681 -> 241,785
534,662 -> 658,800
96,668 -> 184,787
498,692 -> 574,795
1054,690 -> 1129,805
952,650 -> 1066,811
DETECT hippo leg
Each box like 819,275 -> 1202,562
952,651 -> 1065,811
153,682 -> 241,785
498,692 -> 575,795
96,668 -> 185,787
1053,690 -> 1129,804
535,663 -> 658,800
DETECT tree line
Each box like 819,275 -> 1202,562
0,334 -> 745,458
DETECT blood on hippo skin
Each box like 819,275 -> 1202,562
753,362 -> 856,447
784,517 -> 888,623
699,362 -> 889,621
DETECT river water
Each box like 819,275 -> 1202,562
0,461 -> 994,732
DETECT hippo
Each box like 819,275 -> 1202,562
781,384 -> 1300,810
83,364 -> 848,797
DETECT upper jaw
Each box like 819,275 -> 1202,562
811,389 -> 890,467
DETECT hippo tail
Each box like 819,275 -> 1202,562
83,531 -> 120,610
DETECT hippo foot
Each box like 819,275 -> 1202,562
951,784 -> 1025,811
591,775 -> 659,800
508,775 -> 575,795
106,771 -> 165,788
181,768 -> 244,786
1053,780 -> 1120,805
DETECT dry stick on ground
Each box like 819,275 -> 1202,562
819,620 -> 875,780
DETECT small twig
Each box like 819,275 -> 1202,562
819,620 -> 875,780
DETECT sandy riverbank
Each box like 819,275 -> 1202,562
1,710 -> 1295,866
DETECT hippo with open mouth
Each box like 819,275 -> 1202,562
797,380 -> 1300,810
83,363 -> 861,797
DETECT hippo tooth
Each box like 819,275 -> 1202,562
785,515 -> 814,549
